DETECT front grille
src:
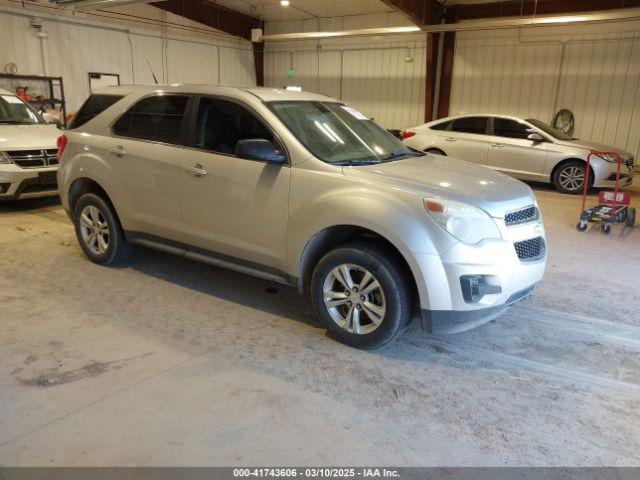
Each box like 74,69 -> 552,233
6,149 -> 58,168
505,206 -> 539,226
514,237 -> 546,262
14,158 -> 46,168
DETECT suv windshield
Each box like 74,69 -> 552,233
269,101 -> 421,165
526,118 -> 573,140
0,94 -> 45,125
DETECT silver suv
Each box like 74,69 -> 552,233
58,85 -> 547,349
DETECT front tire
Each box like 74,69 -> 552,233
553,160 -> 587,194
311,242 -> 413,349
73,193 -> 132,265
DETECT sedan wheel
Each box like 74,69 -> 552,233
323,263 -> 386,335
553,161 -> 588,194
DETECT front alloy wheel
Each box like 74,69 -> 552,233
323,264 -> 386,335
554,161 -> 587,194
311,242 -> 413,349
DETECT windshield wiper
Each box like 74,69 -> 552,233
334,159 -> 383,166
0,120 -> 35,125
379,151 -> 424,162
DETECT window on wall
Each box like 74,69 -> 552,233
451,117 -> 488,135
493,118 -> 535,140
112,95 -> 188,144
194,97 -> 274,155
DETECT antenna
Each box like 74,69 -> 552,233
146,58 -> 158,85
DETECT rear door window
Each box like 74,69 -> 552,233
451,117 -> 488,135
70,94 -> 123,129
493,118 -> 535,140
112,95 -> 188,145
430,120 -> 452,130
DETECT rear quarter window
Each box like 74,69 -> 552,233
69,94 -> 123,129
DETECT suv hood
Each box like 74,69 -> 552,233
344,154 -> 535,218
554,138 -> 634,159
0,124 -> 60,150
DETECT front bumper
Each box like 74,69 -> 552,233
593,161 -> 635,188
0,166 -> 59,200
411,218 -> 547,334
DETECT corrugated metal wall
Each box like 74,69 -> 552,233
450,22 -> 640,161
264,12 -> 427,129
0,6 -> 256,112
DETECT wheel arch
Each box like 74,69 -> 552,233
296,225 -> 419,308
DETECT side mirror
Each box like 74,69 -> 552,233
235,139 -> 286,164
527,133 -> 545,143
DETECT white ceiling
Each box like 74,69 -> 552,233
214,0 -> 395,22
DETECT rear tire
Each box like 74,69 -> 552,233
553,160 -> 588,194
311,242 -> 413,349
73,193 -> 132,265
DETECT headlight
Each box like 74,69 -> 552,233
423,198 -> 501,244
596,153 -> 619,163
0,151 -> 12,164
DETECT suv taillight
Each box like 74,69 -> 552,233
401,131 -> 416,140
57,135 -> 68,163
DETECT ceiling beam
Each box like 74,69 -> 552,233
453,0 -> 640,21
378,0 -> 442,25
153,0 -> 262,40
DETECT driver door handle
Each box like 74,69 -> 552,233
185,163 -> 207,177
109,146 -> 127,157
490,142 -> 503,148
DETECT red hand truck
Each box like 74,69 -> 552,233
577,151 -> 635,234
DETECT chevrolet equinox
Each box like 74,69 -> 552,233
58,85 -> 547,349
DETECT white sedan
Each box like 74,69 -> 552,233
402,114 -> 635,194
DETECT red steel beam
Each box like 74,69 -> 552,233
379,0 -> 442,25
424,32 -> 439,122
436,30 -> 455,119
154,0 -> 261,40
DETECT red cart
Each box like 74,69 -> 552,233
577,151 -> 635,234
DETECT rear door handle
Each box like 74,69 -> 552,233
185,164 -> 207,177
444,137 -> 457,142
109,146 -> 127,157
490,142 -> 503,148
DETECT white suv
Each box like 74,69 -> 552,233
0,89 -> 61,200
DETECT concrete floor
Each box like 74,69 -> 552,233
1,180 -> 639,466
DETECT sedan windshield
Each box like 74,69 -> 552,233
269,101 -> 421,165
526,118 -> 573,140
0,94 -> 45,125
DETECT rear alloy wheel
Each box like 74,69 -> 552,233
73,193 -> 132,265
554,161 -> 587,194
311,242 -> 413,349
